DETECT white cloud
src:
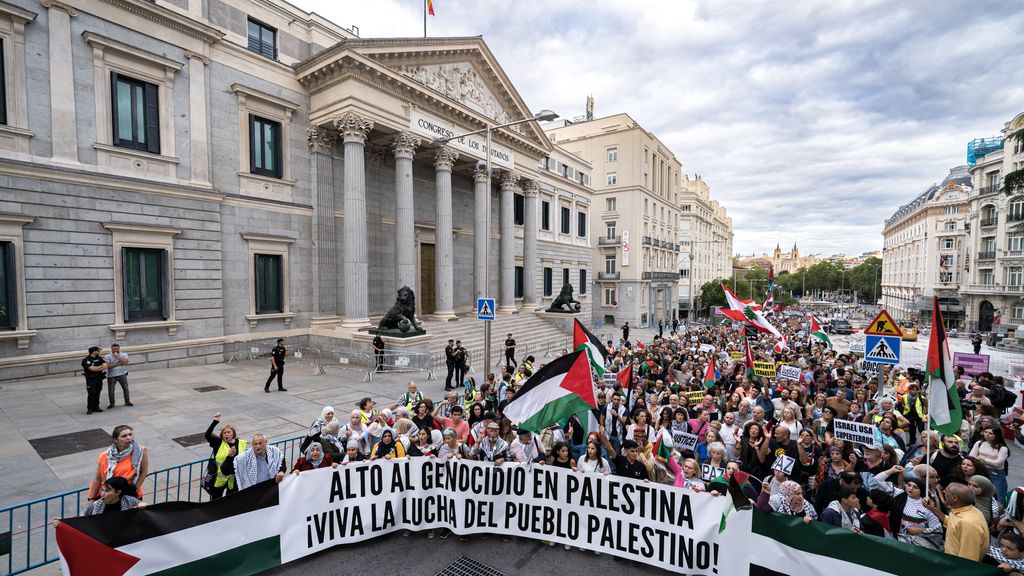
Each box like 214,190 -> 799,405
290,0 -> 1024,256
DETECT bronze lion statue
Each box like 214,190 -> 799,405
547,283 -> 581,313
378,286 -> 424,333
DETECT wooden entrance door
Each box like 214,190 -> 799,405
419,244 -> 436,315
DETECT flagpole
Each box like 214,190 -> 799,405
423,0 -> 427,37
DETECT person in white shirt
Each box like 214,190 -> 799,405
509,429 -> 546,464
104,343 -> 131,408
576,440 -> 610,474
719,411 -> 739,460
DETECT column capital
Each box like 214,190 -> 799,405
473,164 -> 489,183
433,146 -> 460,170
184,50 -> 209,65
391,131 -> 421,159
523,179 -> 540,197
307,126 -> 337,154
41,0 -> 77,16
500,170 -> 520,189
334,113 -> 373,143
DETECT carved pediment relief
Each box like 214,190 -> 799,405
393,62 -> 516,126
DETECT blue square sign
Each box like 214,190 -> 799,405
477,298 -> 495,321
865,335 -> 901,365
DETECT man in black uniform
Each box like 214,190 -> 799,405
82,346 -> 107,414
622,322 -> 630,344
444,339 -> 456,390
454,340 -> 467,387
504,333 -> 516,369
264,338 -> 287,393
658,319 -> 664,338
972,332 -> 983,354
372,334 -> 385,373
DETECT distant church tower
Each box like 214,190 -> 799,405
774,243 -> 782,259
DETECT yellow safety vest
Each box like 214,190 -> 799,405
214,439 -> 247,489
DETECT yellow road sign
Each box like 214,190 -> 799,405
864,309 -> 902,337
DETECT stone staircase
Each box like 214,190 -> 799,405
419,312 -> 602,370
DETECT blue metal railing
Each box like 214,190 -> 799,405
0,434 -> 305,576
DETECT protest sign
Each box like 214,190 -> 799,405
673,431 -> 700,453
771,455 -> 795,476
849,339 -> 865,354
832,418 -> 875,446
729,351 -> 743,361
753,362 -> 776,378
700,464 -> 725,483
952,352 -> 990,376
776,365 -> 801,381
686,390 -> 706,405
699,343 -> 715,353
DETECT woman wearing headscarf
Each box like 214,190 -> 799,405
292,442 -> 336,474
340,409 -> 365,452
394,418 -> 415,451
83,477 -> 146,515
970,474 -> 999,526
370,429 -> 406,460
204,412 -> 246,500
757,480 -> 816,523
88,425 -> 149,502
319,420 -> 343,462
301,406 -> 335,452
860,489 -> 895,538
409,428 -> 442,457
872,466 -> 943,549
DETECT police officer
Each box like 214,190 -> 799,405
372,334 -> 385,373
504,333 -> 516,369
444,339 -> 456,390
82,346 -> 107,414
454,339 -> 467,387
264,338 -> 287,393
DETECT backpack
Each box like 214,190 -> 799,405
992,385 -> 1017,411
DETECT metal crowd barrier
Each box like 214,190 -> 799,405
321,350 -> 373,383
368,351 -> 436,382
288,346 -> 325,376
0,434 -> 305,576
225,339 -> 277,363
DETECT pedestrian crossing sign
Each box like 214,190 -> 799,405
477,298 -> 495,321
865,334 -> 901,365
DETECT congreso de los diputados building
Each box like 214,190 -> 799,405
0,0 -> 597,377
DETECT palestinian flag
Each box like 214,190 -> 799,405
763,292 -> 776,317
616,363 -> 633,390
57,481 -> 281,576
764,265 -> 775,300
573,319 -> 609,376
651,428 -> 673,463
720,283 -> 782,338
927,296 -> 962,436
702,358 -> 717,390
719,470 -> 753,533
504,350 -> 597,433
808,314 -> 832,348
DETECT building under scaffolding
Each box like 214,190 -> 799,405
967,136 -> 1004,165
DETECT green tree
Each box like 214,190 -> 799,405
848,256 -> 882,303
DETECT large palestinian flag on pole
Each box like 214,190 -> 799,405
504,350 -> 598,433
808,314 -> 832,348
927,296 -> 963,436
573,318 -> 608,376
57,481 -> 281,576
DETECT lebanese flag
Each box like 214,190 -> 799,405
808,314 -> 832,348
504,350 -> 597,433
703,359 -> 718,390
573,319 -> 609,376
721,283 -> 782,338
927,296 -> 962,436
57,481 -> 281,576
773,333 -> 787,353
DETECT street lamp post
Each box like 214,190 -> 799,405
432,109 -> 558,381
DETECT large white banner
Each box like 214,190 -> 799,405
278,459 -> 727,573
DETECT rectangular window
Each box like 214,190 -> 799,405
561,206 -> 571,234
250,115 -> 283,178
944,221 -> 956,230
1013,305 -> 1024,321
605,255 -> 616,274
606,221 -> 617,239
1009,267 -> 1023,287
111,72 -> 159,154
1009,235 -> 1024,251
0,242 -> 15,328
577,212 -> 586,237
514,265 -> 523,298
255,254 -> 283,313
1011,202 -> 1024,221
680,268 -> 689,278
604,288 -> 617,307
0,40 -> 6,126
514,193 -> 525,226
579,269 -> 587,295
606,197 -> 616,211
247,18 -> 277,59
123,247 -> 166,322
606,172 -> 617,186
541,201 -> 551,230
982,271 -> 995,285
607,147 -> 617,162
563,268 -> 570,287
944,206 -> 958,215
941,238 -> 954,250
543,267 -> 552,297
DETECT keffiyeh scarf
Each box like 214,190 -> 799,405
105,441 -> 143,481
237,445 -> 284,489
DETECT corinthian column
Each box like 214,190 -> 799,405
308,126 -> 337,321
335,113 -> 374,329
499,170 -> 520,313
523,180 -> 540,307
392,132 -> 420,291
473,164 -> 489,300
434,147 -> 459,320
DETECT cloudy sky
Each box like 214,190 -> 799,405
292,0 -> 1024,257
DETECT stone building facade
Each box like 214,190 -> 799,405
677,174 -> 733,319
0,0 -> 590,378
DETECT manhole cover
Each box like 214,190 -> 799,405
194,385 -> 226,393
29,428 -> 112,459
435,556 -> 507,576
172,432 -> 208,447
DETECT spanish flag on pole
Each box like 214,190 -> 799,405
427,0 -> 435,16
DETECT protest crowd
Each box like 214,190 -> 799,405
79,305 -> 1024,574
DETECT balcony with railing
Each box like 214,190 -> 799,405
1009,213 -> 1024,223
642,271 -> 680,281
981,216 -> 999,227
597,271 -> 620,280
978,250 -> 997,260
642,236 -> 653,246
598,235 -> 620,246
978,184 -> 1001,196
